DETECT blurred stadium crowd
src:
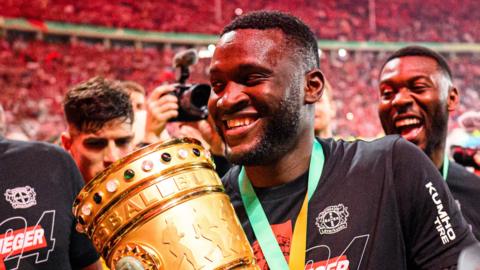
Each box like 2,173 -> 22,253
0,0 -> 479,141
2,0 -> 480,42
1,39 -> 479,141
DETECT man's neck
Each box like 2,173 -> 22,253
316,128 -> 332,139
429,142 -> 446,170
244,134 -> 314,188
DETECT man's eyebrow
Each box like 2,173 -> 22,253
408,75 -> 433,83
82,137 -> 108,147
380,75 -> 432,86
210,63 -> 272,76
115,135 -> 134,141
237,63 -> 272,74
84,137 -> 106,142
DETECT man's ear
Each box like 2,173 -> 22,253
304,69 -> 325,104
60,131 -> 72,151
447,86 -> 459,112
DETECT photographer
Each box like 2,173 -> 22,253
451,111 -> 480,176
142,84 -> 179,145
141,83 -> 231,176
140,48 -> 231,176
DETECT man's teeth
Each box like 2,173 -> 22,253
227,118 -> 255,128
395,118 -> 420,128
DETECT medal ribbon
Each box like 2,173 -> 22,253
239,140 -> 324,269
442,154 -> 449,181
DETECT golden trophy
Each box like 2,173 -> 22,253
73,138 -> 259,270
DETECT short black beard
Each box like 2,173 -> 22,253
226,84 -> 302,166
424,104 -> 448,159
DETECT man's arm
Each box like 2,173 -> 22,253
81,260 -> 103,270
392,138 -> 478,268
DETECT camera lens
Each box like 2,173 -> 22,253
189,84 -> 211,108
170,83 -> 211,122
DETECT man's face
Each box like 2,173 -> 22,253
66,119 -> 134,182
130,91 -> 146,112
378,56 -> 451,154
208,29 -> 306,165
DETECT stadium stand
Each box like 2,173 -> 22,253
1,38 -> 478,140
1,0 -> 480,42
0,1 -> 479,140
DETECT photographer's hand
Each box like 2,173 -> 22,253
168,116 -> 225,157
143,84 -> 178,144
197,116 -> 225,156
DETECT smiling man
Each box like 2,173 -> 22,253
62,77 -> 135,182
209,11 -> 477,270
378,46 -> 480,240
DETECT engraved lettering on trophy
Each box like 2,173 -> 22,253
124,199 -> 143,218
156,177 -> 178,197
108,211 -> 123,229
139,186 -> 162,207
206,171 -> 218,185
192,207 -> 232,261
162,218 -> 198,269
92,235 -> 102,248
190,173 -> 203,185
175,173 -> 204,191
174,175 -> 190,190
95,224 -> 110,246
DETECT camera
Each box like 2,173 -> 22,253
170,49 -> 211,122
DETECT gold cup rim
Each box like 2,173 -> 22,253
73,137 -> 203,210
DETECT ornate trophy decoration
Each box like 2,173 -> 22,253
73,138 -> 259,270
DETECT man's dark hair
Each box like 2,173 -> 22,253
381,45 -> 453,80
64,77 -> 134,133
222,11 -> 319,70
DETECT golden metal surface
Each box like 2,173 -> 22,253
73,138 -> 259,270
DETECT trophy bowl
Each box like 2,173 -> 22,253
73,137 -> 258,270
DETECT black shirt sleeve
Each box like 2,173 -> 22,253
213,154 -> 232,178
391,139 -> 477,269
446,162 -> 480,241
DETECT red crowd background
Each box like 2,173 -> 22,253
0,0 -> 479,140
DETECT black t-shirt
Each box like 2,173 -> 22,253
212,154 -> 232,178
445,161 -> 480,240
222,136 -> 478,270
0,137 -> 99,269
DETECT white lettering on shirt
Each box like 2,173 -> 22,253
425,182 -> 456,244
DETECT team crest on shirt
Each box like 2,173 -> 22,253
315,204 -> 349,235
4,186 -> 37,209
